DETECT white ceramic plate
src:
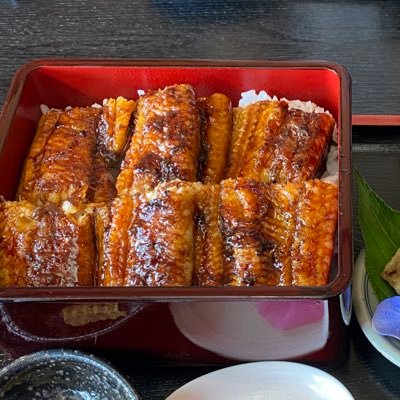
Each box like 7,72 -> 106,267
166,361 -> 354,400
353,249 -> 400,367
170,301 -> 329,361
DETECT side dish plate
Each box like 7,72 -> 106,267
353,249 -> 400,367
166,361 -> 354,400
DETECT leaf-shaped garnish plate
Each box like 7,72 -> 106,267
356,171 -> 399,301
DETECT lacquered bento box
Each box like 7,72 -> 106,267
0,60 -> 352,365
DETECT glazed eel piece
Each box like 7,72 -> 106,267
98,181 -> 197,286
17,107 -> 116,207
0,200 -> 96,287
97,96 -> 136,164
6,101 -> 136,287
194,183 -> 224,286
116,84 -> 201,194
198,93 -> 232,184
98,178 -> 337,287
195,178 -> 338,287
227,101 -> 336,183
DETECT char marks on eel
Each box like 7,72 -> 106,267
2,85 -> 339,288
116,84 -> 201,194
227,101 -> 335,183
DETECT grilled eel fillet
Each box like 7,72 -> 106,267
227,101 -> 336,183
97,96 -> 136,163
116,84 -> 201,194
98,178 -> 336,287
198,94 -> 232,183
17,107 -> 116,207
98,181 -> 197,286
194,184 -> 224,286
0,200 -> 96,286
195,179 -> 338,286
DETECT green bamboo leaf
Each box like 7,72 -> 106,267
356,170 -> 399,301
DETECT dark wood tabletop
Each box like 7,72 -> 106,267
1,1 -> 400,399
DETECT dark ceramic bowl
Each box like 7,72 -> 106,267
0,349 -> 139,400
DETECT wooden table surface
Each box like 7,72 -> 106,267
0,1 -> 400,399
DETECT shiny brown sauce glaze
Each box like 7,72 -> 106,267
218,179 -> 337,286
101,182 -> 197,286
193,184 -> 224,286
116,84 -> 201,194
4,85 -> 338,288
220,179 -> 282,286
18,107 -> 115,206
229,101 -> 335,184
198,94 -> 232,184
0,201 -> 96,286
267,109 -> 335,183
97,97 -> 136,164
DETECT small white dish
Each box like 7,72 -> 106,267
166,361 -> 354,400
170,300 -> 329,361
353,249 -> 400,367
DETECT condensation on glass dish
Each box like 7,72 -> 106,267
0,364 -> 119,399
0,351 -> 137,400
239,90 -> 339,186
